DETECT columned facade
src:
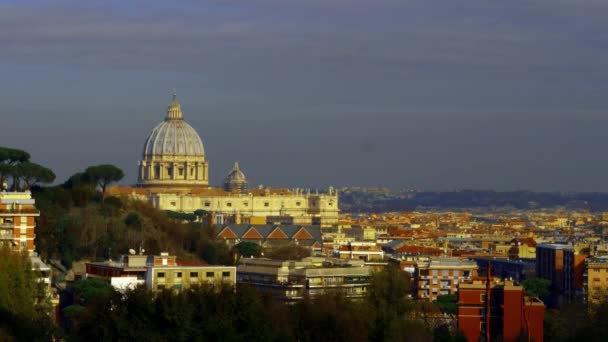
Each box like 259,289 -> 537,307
137,93 -> 209,190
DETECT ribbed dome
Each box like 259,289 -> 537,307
142,94 -> 205,158
223,162 -> 248,193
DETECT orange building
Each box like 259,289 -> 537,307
0,191 -> 39,254
414,257 -> 478,301
458,276 -> 545,342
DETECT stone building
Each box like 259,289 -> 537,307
128,93 -> 339,226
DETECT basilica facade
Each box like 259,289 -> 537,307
131,94 -> 338,226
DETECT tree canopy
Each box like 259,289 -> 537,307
522,278 -> 551,300
0,146 -> 55,191
84,164 -> 124,194
16,162 -> 56,188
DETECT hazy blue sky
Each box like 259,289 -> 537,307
1,0 -> 607,191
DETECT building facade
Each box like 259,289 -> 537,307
474,258 -> 536,283
458,278 -> 545,342
0,191 -> 39,254
237,257 -> 370,302
129,94 -> 339,226
86,253 -> 236,291
583,256 -> 608,303
536,243 -> 575,305
414,257 -> 479,301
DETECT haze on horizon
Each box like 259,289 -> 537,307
1,0 -> 607,192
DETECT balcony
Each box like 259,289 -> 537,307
0,208 -> 39,215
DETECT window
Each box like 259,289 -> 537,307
157,285 -> 166,290
170,201 -> 176,207
243,202 -> 248,206
204,202 -> 211,207
453,270 -> 459,276
175,272 -> 182,278
463,271 -> 470,277
157,272 -> 165,278
329,202 -> 333,206
296,202 -> 301,206
206,272 -> 215,277
442,270 -> 449,276
226,202 -> 232,207
480,294 -> 487,303
222,271 -> 230,277
173,284 -> 182,290
432,270 -> 438,276
190,272 -> 198,278
264,202 -> 269,207
594,269 -> 600,273
178,168 -> 184,176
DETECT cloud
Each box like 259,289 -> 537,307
1,0 -> 608,190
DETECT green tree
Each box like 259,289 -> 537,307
234,242 -> 262,258
16,162 -> 56,189
265,244 -> 311,260
522,278 -> 551,299
124,211 -> 143,228
366,265 -> 416,341
0,245 -> 56,341
0,146 -> 30,190
435,294 -> 458,315
84,164 -> 124,198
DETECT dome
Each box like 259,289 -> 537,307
223,162 -> 248,193
137,92 -> 209,189
142,93 -> 205,158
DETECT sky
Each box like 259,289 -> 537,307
1,0 -> 607,192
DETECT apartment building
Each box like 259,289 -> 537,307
0,191 -> 39,254
414,257 -> 478,301
536,243 -> 575,305
458,278 -> 545,342
237,257 -> 370,302
86,252 -> 236,291
584,256 -> 608,303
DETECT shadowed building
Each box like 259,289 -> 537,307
536,243 -> 575,306
458,276 -> 545,342
237,257 -> 370,302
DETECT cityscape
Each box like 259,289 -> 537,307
2,1 -> 608,342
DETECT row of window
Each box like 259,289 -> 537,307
203,201 -> 302,208
423,269 -> 471,277
157,271 -> 231,279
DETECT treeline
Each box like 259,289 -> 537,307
62,266 -> 463,342
0,146 -> 55,191
0,246 -> 57,341
33,179 -> 231,267
341,190 -> 608,212
0,144 -> 231,268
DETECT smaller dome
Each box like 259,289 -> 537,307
223,162 -> 248,193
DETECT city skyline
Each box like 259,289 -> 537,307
1,0 -> 608,191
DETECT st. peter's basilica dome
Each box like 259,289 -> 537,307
137,93 -> 209,189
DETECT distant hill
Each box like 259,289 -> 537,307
339,189 -> 608,212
